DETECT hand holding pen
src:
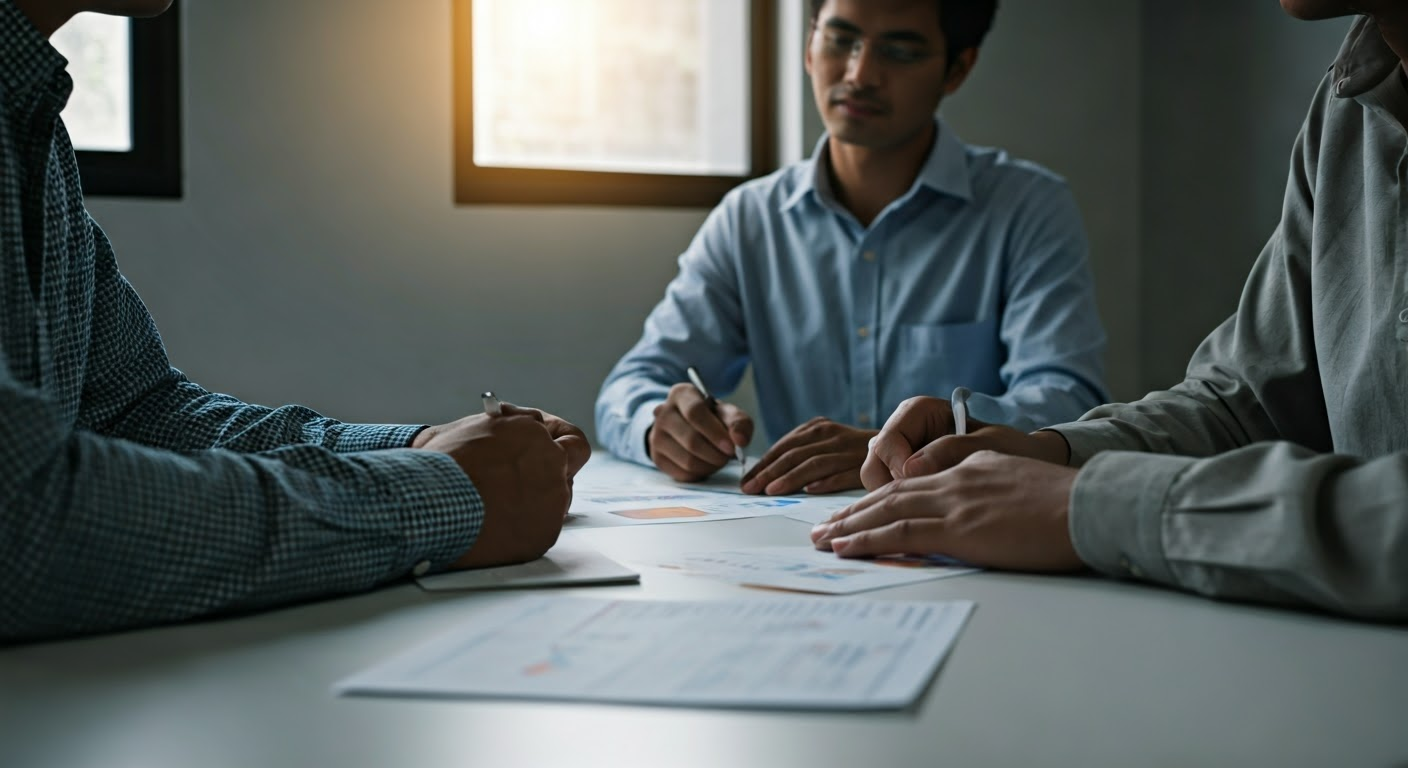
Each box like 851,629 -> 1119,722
645,365 -> 754,483
410,390 -> 591,570
858,387 -> 1071,491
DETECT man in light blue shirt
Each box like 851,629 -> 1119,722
596,0 -> 1107,495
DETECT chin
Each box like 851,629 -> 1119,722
1278,0 -> 1359,20
93,0 -> 174,18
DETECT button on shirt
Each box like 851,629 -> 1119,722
596,122 -> 1109,465
0,1 -> 480,643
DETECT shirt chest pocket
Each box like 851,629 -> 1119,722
893,318 -> 1004,396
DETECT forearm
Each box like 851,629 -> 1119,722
966,372 -> 1106,433
1069,443 -> 1408,620
1052,374 -> 1277,466
91,369 -> 422,453
0,423 -> 479,643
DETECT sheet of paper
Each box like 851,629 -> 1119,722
784,507 -> 849,526
569,456 -> 855,528
416,545 -> 639,591
646,546 -> 978,594
336,595 -> 975,710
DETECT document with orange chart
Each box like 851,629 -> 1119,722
647,546 -> 978,595
568,454 -> 857,528
335,596 -> 975,710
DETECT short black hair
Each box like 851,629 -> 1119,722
808,0 -> 998,65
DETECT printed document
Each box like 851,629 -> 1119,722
647,546 -> 978,594
336,596 -> 974,710
570,455 -> 856,528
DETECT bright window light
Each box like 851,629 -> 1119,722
472,0 -> 750,176
51,13 -> 133,153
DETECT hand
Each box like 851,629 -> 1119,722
813,451 -> 1084,572
648,382 -> 754,482
861,395 -> 1070,490
739,417 -> 876,495
415,405 -> 591,569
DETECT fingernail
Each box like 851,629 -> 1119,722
831,536 -> 851,552
717,439 -> 734,454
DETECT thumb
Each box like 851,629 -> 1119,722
903,433 -> 985,477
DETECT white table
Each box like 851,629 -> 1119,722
3,460 -> 1406,768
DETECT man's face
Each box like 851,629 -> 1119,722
805,0 -> 964,153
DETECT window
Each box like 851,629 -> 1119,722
50,3 -> 182,198
453,0 -> 776,207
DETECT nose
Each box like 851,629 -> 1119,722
844,42 -> 883,88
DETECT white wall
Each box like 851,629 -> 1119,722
82,0 -> 1353,440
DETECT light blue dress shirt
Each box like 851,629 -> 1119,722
596,120 -> 1108,466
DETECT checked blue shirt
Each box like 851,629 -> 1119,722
0,1 -> 481,643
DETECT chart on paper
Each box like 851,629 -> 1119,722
568,454 -> 857,528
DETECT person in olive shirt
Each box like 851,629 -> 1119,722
813,0 -> 1408,621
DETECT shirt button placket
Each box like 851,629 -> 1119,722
852,242 -> 880,425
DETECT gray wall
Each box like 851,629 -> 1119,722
83,0 -> 1355,441
941,0 -> 1142,399
1138,2 -> 1350,392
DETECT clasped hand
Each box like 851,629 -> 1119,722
814,395 -> 1085,572
414,404 -> 590,569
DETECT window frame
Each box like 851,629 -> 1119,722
74,2 -> 182,199
451,0 -> 776,208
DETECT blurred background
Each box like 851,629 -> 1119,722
70,0 -> 1350,442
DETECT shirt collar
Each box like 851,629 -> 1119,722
1331,15 -> 1401,99
782,117 -> 973,212
0,1 -> 68,101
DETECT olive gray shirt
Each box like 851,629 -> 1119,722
1056,17 -> 1408,621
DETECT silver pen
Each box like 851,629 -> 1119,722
481,391 -> 503,417
950,386 -> 971,436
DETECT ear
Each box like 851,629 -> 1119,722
942,47 -> 979,96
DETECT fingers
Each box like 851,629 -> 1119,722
859,443 -> 894,491
672,384 -> 735,457
554,434 -> 592,477
810,479 -> 946,551
867,428 -> 918,485
537,411 -> 592,477
651,425 -> 729,481
800,467 -> 862,494
869,397 -> 952,481
830,517 -> 947,558
497,403 -> 546,422
717,403 -> 754,448
751,451 -> 856,495
902,433 -> 990,478
740,425 -> 811,493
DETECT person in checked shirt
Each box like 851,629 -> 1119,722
0,0 -> 589,643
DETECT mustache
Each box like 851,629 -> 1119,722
828,87 -> 887,111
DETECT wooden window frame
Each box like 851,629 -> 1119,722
452,0 -> 776,207
75,2 -> 183,199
